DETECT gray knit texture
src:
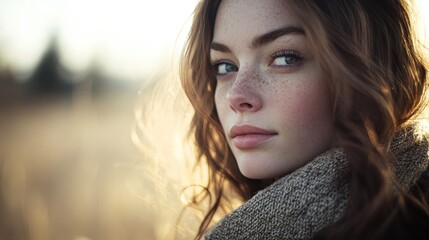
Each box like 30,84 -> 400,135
205,125 -> 429,240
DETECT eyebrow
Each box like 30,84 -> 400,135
251,26 -> 305,49
210,26 -> 305,53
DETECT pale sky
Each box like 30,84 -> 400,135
0,0 -> 198,82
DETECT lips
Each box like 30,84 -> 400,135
230,125 -> 277,149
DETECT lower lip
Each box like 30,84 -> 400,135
232,134 -> 276,150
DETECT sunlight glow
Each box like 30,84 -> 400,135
413,0 -> 429,42
56,0 -> 198,81
0,0 -> 198,82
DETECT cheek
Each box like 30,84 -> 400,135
275,78 -> 331,127
214,87 -> 228,123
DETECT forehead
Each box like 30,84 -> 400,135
213,0 -> 301,43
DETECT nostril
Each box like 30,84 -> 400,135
228,95 -> 261,113
239,103 -> 253,109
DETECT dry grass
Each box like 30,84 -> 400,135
0,79 -> 196,240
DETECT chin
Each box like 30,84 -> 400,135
238,163 -> 283,180
236,155 -> 299,179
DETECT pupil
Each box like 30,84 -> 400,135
285,56 -> 296,64
226,64 -> 236,72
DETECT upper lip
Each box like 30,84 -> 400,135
230,125 -> 277,138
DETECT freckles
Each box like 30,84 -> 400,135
260,75 -> 270,86
257,74 -> 282,93
272,79 -> 316,119
238,71 -> 269,91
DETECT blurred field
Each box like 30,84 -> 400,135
0,61 -> 194,239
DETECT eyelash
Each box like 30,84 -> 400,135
269,50 -> 303,68
211,59 -> 237,76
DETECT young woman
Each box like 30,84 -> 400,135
180,0 -> 429,239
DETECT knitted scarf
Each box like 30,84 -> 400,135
205,125 -> 429,239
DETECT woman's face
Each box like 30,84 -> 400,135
212,0 -> 334,179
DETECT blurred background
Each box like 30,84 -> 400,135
0,0 -> 199,239
0,0 -> 428,240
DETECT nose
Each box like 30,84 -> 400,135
226,71 -> 262,113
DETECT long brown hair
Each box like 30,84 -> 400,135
180,0 -> 428,239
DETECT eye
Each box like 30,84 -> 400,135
213,61 -> 238,75
270,51 -> 303,67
